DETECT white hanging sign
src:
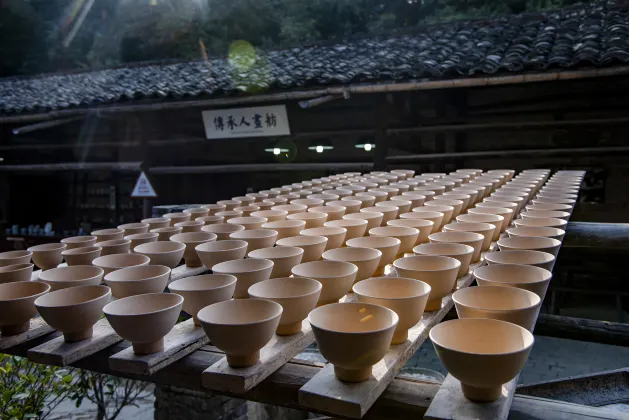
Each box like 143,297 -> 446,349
131,171 -> 157,198
202,105 -> 290,139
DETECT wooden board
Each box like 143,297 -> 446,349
31,269 -> 41,281
0,317 -> 54,350
27,318 -> 122,366
202,322 -> 315,393
424,374 -> 518,420
169,264 -> 208,284
108,318 -> 208,375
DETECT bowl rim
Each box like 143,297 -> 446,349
474,263 -> 552,284
248,246 -> 304,259
393,255 -> 461,272
484,249 -> 555,264
212,257 -> 274,274
168,273 -> 237,292
103,292 -> 183,317
452,285 -> 541,314
352,277 -> 431,300
35,284 -> 111,308
413,243 -> 474,256
308,302 -> 399,334
0,280 -> 51,301
93,254 -> 151,268
27,243 -> 67,252
292,260 -> 358,278
134,241 -> 186,254
38,265 -> 104,283
60,236 -> 97,244
277,235 -> 328,246
197,298 -> 283,326
104,265 -> 171,283
322,247 -> 382,262
0,263 -> 34,273
248,276 -> 322,300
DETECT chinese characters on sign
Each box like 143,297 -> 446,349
131,171 -> 157,198
202,105 -> 290,139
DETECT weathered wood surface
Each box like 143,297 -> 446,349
27,318 -> 122,366
509,395 -> 627,420
169,264 -> 208,283
535,314 -> 629,347
0,317 -> 54,350
202,322 -> 315,393
424,374 -> 517,420
109,318 -> 208,375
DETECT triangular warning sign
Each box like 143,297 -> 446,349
131,171 -> 157,198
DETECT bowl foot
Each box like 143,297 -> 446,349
1,321 -> 30,336
192,316 -> 201,326
391,329 -> 408,345
461,383 -> 502,402
133,338 -> 165,355
334,366 -> 372,382
64,327 -> 94,342
425,298 -> 442,312
276,321 -> 302,336
226,351 -> 260,368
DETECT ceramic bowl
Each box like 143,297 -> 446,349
36,285 -> 111,342
96,239 -> 131,256
229,229 -> 278,252
393,256 -> 461,311
0,281 -> 50,335
430,318 -> 533,401
521,210 -> 570,221
272,204 -> 308,215
212,258 -> 274,298
118,223 -> 150,236
201,223 -> 245,240
370,187 -> 398,199
262,220 -> 306,240
151,226 -> 183,241
383,199 -> 412,215
300,227 -> 347,250
309,205 -> 346,222
428,199 -> 464,217
333,199 -> 361,214
0,263 -> 34,284
343,212 -> 383,231
203,203 -> 227,214
264,198 -> 288,207
413,188 -> 436,202
133,241 -> 185,269
291,260 -> 357,305
234,205 -> 260,217
233,195 -> 256,206
287,212 -> 328,229
444,222 -> 495,252
309,303 -> 398,382
248,246 -> 304,278
403,210 -> 444,233
346,236 -> 401,275
61,236 -> 97,250
215,210 -> 243,221
474,264 -> 552,298
362,206 -> 398,225
104,293 -> 183,354
324,219 -> 368,243
476,201 -> 519,218
174,220 -> 204,233
387,219 -> 433,244
163,212 -> 191,226
441,193 -> 471,210
228,216 -> 267,231
485,250 -> 556,271
370,226 -> 419,255
428,231 -> 484,262
276,235 -> 328,263
104,265 -> 170,298
169,274 -> 236,325
417,205 -> 455,224
513,217 -> 568,230
291,198 -> 324,209
506,226 -> 565,242
62,246 -> 101,266
307,193 -> 340,204
194,240 -> 247,269
413,243 -> 474,279
400,192 -> 426,209
91,228 -> 125,242
248,277 -> 321,335
453,286 -> 541,331
352,194 -> 377,207
322,247 -> 382,282
142,218 -> 171,230
170,232 -> 217,267
184,207 -> 211,218
468,207 -> 513,231
38,265 -> 104,291
196,215 -> 226,225
456,214 -> 504,241
126,233 -> 159,252
251,210 -> 288,223
92,253 -> 150,276
497,236 -> 561,257
532,197 -> 576,206
28,243 -> 67,270
198,299 -> 282,367
353,277 -> 430,344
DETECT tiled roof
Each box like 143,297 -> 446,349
1,0 -> 629,115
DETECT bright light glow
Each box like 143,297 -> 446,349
273,148 -> 281,155
364,143 -> 372,151
355,143 -> 375,151
316,145 -> 324,153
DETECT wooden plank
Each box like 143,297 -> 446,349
202,322 -> 315,393
424,374 -> 517,420
27,318 -> 122,366
108,318 -> 208,375
169,264 -> 208,284
31,269 -> 41,281
0,317 -> 54,350
509,395 -> 627,420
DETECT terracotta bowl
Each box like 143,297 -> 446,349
104,293 -> 183,354
249,277 -> 321,335
370,187 -> 399,199
353,277 -> 430,344
392,169 -> 415,179
485,249 -> 555,271
0,263 -> 34,284
264,198 -> 288,207
400,192 -> 427,209
133,241 -> 185,268
307,193 -> 340,204
370,226 -> 420,255
163,212 -> 191,226
333,199 -> 361,214
389,183 -> 411,193
428,199 -> 464,217
91,228 -> 125,242
234,205 -> 260,217
262,220 -> 307,240
169,274 -> 237,325
413,243 -> 474,279
291,198 -> 324,209
92,253 -> 150,276
38,265 -> 104,291
387,219 -> 433,244
352,194 -> 377,207
521,210 -> 570,221
417,205 -> 455,224
497,236 -> 561,257
382,199 -> 412,215
151,226 -> 183,241
198,299 -> 283,367
61,236 -> 97,250
343,212 -> 383,231
393,256 -> 461,311
309,302 -> 398,382
28,243 -> 67,270
468,207 -> 513,231
170,232 -> 217,267
203,203 -> 227,215
126,232 -> 159,252
233,195 -> 256,206
453,286 -> 541,331
484,195 -> 524,213
513,217 -> 567,230
506,226 -> 565,242
104,265 -> 170,298
346,236 -> 401,275
228,216 -> 267,231
272,204 -> 308,215
142,217 -> 171,230
229,229 -> 278,252
215,210 -> 243,221
360,191 -> 388,204
291,260 -> 357,305
532,197 -> 576,206
417,185 -> 445,197
212,258 -> 274,298
194,240 -> 247,269
0,281 -> 50,335
322,247 -> 382,282
62,246 -> 101,266
201,223 -> 245,240
403,210 -> 444,233
310,204 -> 347,222
251,210 -> 288,223
276,235 -> 327,263
174,220 -> 204,233
36,285 -> 111,342
444,222 -> 495,252
428,231 -> 484,262
118,223 -> 150,236
196,215 -> 225,226
287,212 -> 328,229
325,219 -> 368,243
476,201 -> 519,218
474,263 -> 552,298
96,239 -> 131,256
300,227 -> 347,250
430,318 -> 533,402
362,205 -> 398,225
456,214 -> 504,241
248,246 -> 304,278
184,207 -> 211,218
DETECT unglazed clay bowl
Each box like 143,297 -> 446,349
196,215 -> 225,226
325,219 -> 368,243
195,240 -> 247,269
370,226 -> 419,255
248,277 -> 321,335
506,226 -> 565,242
151,226 -> 183,242
322,247 -> 382,282
28,243 -> 67,270
291,198 -> 324,209
229,229 -> 278,252
169,274 -> 236,325
309,205 -> 346,222
526,203 -> 573,214
0,281 -> 50,335
444,222 -> 495,252
104,293 -> 183,354
228,216 -> 267,231
333,199 -> 361,214
456,214 -> 504,241
532,197 -> 576,206
126,233 -> 159,252
215,210 -> 243,221
118,223 -> 150,236
272,204 -> 308,215
142,217 -> 171,230
234,205 -> 260,217
170,232 -> 217,267
476,200 -> 519,217
104,264 -> 170,298
38,265 -> 104,291
202,223 -> 245,240
413,243 -> 474,279
387,218 -> 433,245
429,231 -> 484,263
497,236 -> 561,257
0,263 -> 34,284
430,318 -> 533,402
400,192 -> 426,209
91,228 -> 125,242
287,212 -> 328,229
134,241 -> 185,268
346,236 -> 401,275
62,246 -> 101,266
343,211 -> 383,231
203,203 -> 226,215
163,212 -> 191,226
300,227 -> 347,250
184,207 -> 210,218
262,220 -> 306,240
233,195 -> 256,206
521,210 -> 570,221
92,253 -> 150,276
440,193 -> 471,210
35,285 -> 111,342
309,302 -> 398,382
382,199 -> 412,215
453,286 -> 541,331
513,217 -> 568,230
362,205 -> 398,225
468,207 -> 513,231
419,204 -> 454,225
485,250 -> 556,272
307,193 -> 340,204
428,199 -> 463,217
212,258 -> 274,299
96,239 -> 131,256
276,235 -> 328,263
474,264 -> 552,298
248,246 -> 304,278
353,193 -> 378,207
403,210 -> 444,233
291,260 -> 357,305
61,236 -> 97,250
198,299 -> 282,367
251,210 -> 288,223
174,220 -> 205,233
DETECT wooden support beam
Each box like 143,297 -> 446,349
0,318 -> 54,350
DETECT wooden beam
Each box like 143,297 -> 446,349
0,318 -> 54,350
534,314 -> 629,347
